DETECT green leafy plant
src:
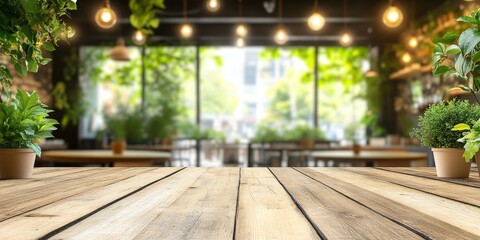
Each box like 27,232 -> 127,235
0,0 -> 76,93
431,9 -> 480,104
104,114 -> 127,141
451,121 -> 480,162
0,90 -> 58,156
410,99 -> 480,148
252,125 -> 281,143
129,0 -> 165,39
284,125 -> 326,141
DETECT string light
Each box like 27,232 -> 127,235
206,0 -> 221,12
340,32 -> 352,46
383,0 -> 403,28
180,23 -> 193,38
401,52 -> 411,63
180,0 -> 194,38
308,0 -> 325,31
95,0 -> 117,29
274,27 -> 289,45
408,36 -> 418,48
274,0 -> 288,45
132,30 -> 146,45
236,24 -> 248,37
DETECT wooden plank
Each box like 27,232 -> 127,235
298,168 -> 480,240
344,168 -> 480,208
0,168 -> 182,240
235,168 -> 320,240
304,167 -> 480,236
131,168 -> 239,240
0,168 -> 94,188
50,168 -> 239,240
0,168 -> 156,222
378,167 -> 480,188
269,168 -> 422,239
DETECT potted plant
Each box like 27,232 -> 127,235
0,0 -> 75,179
452,120 -> 480,179
410,100 -> 480,178
105,114 -> 127,154
0,90 -> 58,179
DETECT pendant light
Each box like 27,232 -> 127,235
132,30 -> 147,45
401,52 -> 411,64
383,0 -> 403,28
274,0 -> 288,45
236,0 -> 248,38
407,1 -> 417,48
206,0 -> 221,12
408,36 -> 418,48
308,0 -> 325,31
339,0 -> 352,47
180,0 -> 194,38
110,38 -> 130,61
236,37 -> 245,47
95,0 -> 117,29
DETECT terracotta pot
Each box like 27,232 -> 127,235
353,144 -> 361,155
299,139 -> 314,149
0,149 -> 36,179
111,140 -> 126,155
432,148 -> 472,178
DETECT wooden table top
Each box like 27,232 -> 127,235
312,150 -> 428,161
1,167 -> 479,239
40,150 -> 171,163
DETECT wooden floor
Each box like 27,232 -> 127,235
0,167 -> 479,239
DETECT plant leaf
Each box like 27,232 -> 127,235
433,65 -> 453,75
457,16 -> 480,24
42,42 -> 56,52
459,28 -> 480,55
452,123 -> 471,131
446,45 -> 461,55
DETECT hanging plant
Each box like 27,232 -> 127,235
129,0 -> 165,36
0,0 -> 77,95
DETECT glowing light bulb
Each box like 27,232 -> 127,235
408,37 -> 418,48
132,30 -> 146,45
382,4 -> 403,28
308,12 -> 325,31
340,32 -> 352,46
67,26 -> 75,38
274,27 -> 289,45
180,23 -> 193,38
236,24 -> 248,37
236,37 -> 245,47
206,0 -> 221,12
401,52 -> 411,63
95,3 -> 117,29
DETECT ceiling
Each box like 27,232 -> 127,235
69,0 -> 451,47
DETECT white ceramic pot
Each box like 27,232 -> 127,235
0,149 -> 36,179
432,148 -> 472,178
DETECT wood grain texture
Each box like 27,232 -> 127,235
304,168 -> 480,236
379,167 -> 480,188
131,168 -> 239,240
1,167 -> 480,239
269,167 -> 422,239
235,168 -> 320,240
0,168 -> 181,240
0,168 -> 93,188
344,168 -> 480,208
50,168 -> 206,240
297,167 -> 480,240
